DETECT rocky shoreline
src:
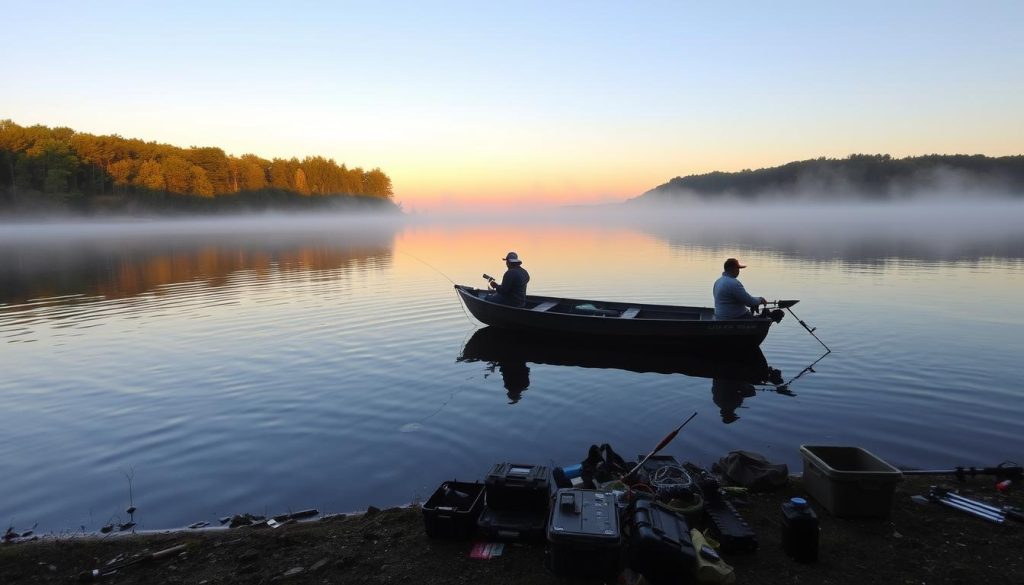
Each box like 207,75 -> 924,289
2,476 -> 1021,585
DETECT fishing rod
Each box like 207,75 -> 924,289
902,462 -> 1022,482
624,412 -> 698,481
79,543 -> 187,582
922,486 -> 1024,524
763,300 -> 831,353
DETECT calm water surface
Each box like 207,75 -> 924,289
2,204 -> 1023,533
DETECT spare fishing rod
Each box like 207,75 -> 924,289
79,544 -> 187,582
624,411 -> 698,482
921,486 -> 1024,524
902,461 -> 1022,482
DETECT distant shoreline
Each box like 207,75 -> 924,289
0,119 -> 398,216
632,154 -> 1024,204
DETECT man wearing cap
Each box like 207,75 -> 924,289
487,251 -> 530,307
713,258 -> 766,319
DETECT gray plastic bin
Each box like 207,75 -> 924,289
799,445 -> 903,518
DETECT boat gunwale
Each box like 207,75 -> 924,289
455,284 -> 741,323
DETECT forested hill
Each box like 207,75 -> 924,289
630,154 -> 1024,203
0,120 -> 399,214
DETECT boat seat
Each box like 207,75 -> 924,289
532,301 -> 558,312
620,307 -> 641,319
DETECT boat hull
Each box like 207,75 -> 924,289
455,285 -> 773,349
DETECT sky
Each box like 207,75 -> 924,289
2,1 -> 1022,211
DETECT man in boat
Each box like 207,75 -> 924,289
487,251 -> 530,307
713,258 -> 766,319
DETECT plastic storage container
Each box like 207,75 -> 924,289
781,497 -> 819,562
422,481 -> 485,539
485,463 -> 550,512
799,445 -> 903,518
546,489 -> 623,578
628,498 -> 697,585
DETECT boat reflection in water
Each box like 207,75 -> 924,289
458,326 -> 794,419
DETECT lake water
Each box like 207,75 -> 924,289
2,201 -> 1023,534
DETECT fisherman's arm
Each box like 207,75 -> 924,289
733,281 -> 766,308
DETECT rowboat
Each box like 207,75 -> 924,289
454,285 -> 792,349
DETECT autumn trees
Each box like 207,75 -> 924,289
0,120 -> 396,211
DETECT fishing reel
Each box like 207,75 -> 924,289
754,304 -> 786,323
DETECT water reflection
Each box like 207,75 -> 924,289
0,230 -> 397,309
615,201 -> 1024,263
458,326 -> 795,418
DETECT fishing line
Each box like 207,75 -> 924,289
398,249 -> 456,284
397,249 -> 477,325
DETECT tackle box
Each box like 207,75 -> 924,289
484,462 -> 551,512
546,489 -> 623,578
476,506 -> 547,542
422,480 -> 485,539
628,499 -> 697,585
704,497 -> 758,553
800,445 -> 903,518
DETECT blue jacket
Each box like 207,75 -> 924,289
713,273 -> 759,319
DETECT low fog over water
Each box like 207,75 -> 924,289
404,197 -> 1024,262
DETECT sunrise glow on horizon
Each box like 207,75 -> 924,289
3,2 -> 1022,211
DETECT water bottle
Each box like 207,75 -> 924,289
781,497 -> 819,562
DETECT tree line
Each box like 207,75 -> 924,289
633,154 -> 1024,202
0,120 -> 397,213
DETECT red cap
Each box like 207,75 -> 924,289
724,258 -> 746,270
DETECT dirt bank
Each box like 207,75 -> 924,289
1,476 -> 1020,585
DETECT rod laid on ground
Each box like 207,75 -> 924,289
79,544 -> 187,582
624,412 -> 698,481
935,496 -> 1004,523
938,490 -> 1024,522
942,492 -> 1003,515
903,465 -> 1023,480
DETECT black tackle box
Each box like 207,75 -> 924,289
546,489 -> 623,578
704,497 -> 758,553
484,462 -> 551,512
628,498 -> 697,585
476,506 -> 547,542
422,480 -> 485,539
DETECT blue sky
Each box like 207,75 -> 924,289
3,1 -> 1022,209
